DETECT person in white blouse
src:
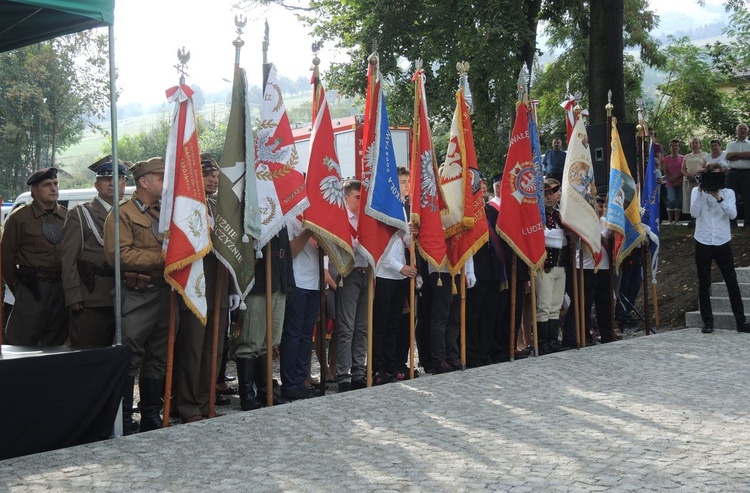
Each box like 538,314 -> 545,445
691,163 -> 750,333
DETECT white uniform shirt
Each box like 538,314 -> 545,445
726,139 -> 750,170
287,217 -> 320,290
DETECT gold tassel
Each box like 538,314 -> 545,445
437,276 -> 443,287
452,278 -> 458,295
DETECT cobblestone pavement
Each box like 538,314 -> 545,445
2,328 -> 750,492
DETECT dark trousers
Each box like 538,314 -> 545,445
695,240 -> 747,326
372,277 -> 408,374
618,264 -> 642,321
466,280 -> 502,366
583,269 -> 614,343
280,286 -> 320,389
429,272 -> 460,364
728,169 -> 750,227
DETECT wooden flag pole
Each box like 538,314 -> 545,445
509,253 -> 518,361
409,242 -> 416,380
162,290 -> 177,428
317,249 -> 327,396
366,267 -> 374,388
265,242 -> 273,407
578,249 -> 585,346
207,268 -> 223,418
460,270 -> 467,369
530,272 -> 539,357
570,247 -> 582,348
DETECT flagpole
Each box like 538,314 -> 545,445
635,106 -> 655,336
208,268 -> 223,418
509,254 -> 517,361
262,20 -> 275,407
408,63 -> 421,381
578,244 -> 585,346
570,245 -> 582,348
366,267 -> 374,388
530,272 -> 539,357
604,99 -> 618,342
460,270 -> 467,368
312,46 -> 328,396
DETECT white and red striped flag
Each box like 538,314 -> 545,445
561,95 -> 576,145
160,84 -> 212,324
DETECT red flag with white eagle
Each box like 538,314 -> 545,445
410,68 -> 447,271
303,74 -> 355,277
160,84 -> 212,324
255,64 -> 309,249
561,95 -> 576,144
496,101 -> 546,271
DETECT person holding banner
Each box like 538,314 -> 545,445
536,178 -> 568,354
104,157 -> 171,433
174,155 -> 240,423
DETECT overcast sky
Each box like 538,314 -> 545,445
111,0 -> 728,106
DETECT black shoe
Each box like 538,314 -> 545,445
548,340 -> 564,352
433,360 -> 454,374
215,394 -> 231,406
337,381 -> 351,393
448,359 -> 464,371
702,325 -> 714,334
281,386 -> 314,400
737,323 -> 750,333
351,378 -> 367,390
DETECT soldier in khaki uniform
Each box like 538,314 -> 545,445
2,167 -> 68,346
174,153 -> 240,423
104,157 -> 172,433
61,157 -> 127,347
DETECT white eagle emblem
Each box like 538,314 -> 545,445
419,151 -> 439,212
319,157 -> 345,208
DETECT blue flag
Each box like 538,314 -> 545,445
641,142 -> 660,283
528,112 -> 546,225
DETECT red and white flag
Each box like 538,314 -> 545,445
255,64 -> 309,249
561,95 -> 576,145
303,76 -> 355,276
410,69 -> 447,271
496,102 -> 546,271
161,84 -> 212,324
440,88 -> 487,274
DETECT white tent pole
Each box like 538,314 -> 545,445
108,23 -> 124,439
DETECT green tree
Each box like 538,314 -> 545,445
0,31 -> 111,197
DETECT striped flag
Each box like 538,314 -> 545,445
161,84 -> 212,323
561,96 -> 577,144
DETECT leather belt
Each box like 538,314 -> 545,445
270,249 -> 285,258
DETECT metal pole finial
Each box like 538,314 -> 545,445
175,47 -> 190,84
233,15 -> 247,49
605,89 -> 614,117
312,41 -> 322,67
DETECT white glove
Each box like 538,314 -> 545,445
228,294 -> 241,311
466,272 -> 477,289
415,274 -> 424,290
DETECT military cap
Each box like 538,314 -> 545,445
200,153 -> 219,174
26,167 -> 58,186
89,155 -> 128,177
130,157 -> 165,180
544,177 -> 561,192
490,172 -> 503,186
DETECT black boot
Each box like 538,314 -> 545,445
236,357 -> 263,411
139,378 -> 164,432
548,320 -> 563,352
122,377 -> 138,435
536,321 -> 550,355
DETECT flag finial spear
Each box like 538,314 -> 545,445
606,89 -> 614,117
175,47 -> 190,85
312,41 -> 321,81
457,61 -> 473,113
233,15 -> 246,64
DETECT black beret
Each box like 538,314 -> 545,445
26,167 -> 58,186
491,173 -> 503,186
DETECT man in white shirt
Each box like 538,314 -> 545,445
725,123 -> 750,227
691,163 -> 750,333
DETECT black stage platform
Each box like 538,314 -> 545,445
0,344 -> 130,460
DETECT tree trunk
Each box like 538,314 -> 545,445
588,0 -> 625,124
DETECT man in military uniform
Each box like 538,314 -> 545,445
104,157 -> 172,433
61,156 -> 127,347
174,154 -> 240,423
2,167 -> 68,345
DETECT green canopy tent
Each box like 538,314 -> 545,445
0,0 -> 113,52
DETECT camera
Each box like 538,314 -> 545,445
697,167 -> 726,192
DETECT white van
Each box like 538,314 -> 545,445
6,186 -> 136,224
